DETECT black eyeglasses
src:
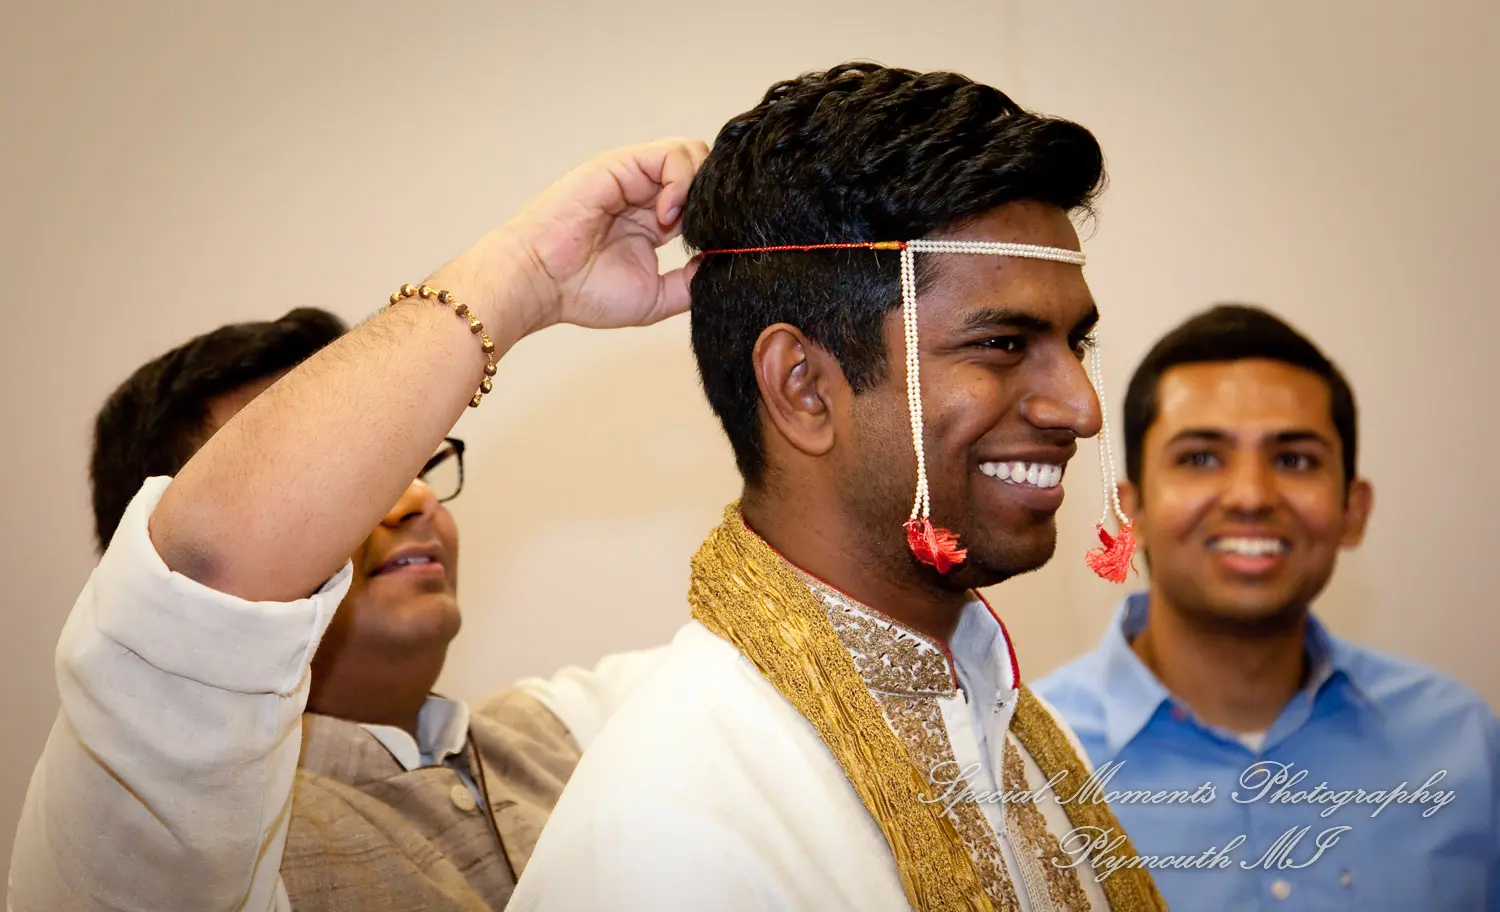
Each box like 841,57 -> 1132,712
419,437 -> 466,503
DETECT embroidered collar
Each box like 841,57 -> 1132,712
793,570 -> 1020,701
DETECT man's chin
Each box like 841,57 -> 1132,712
381,592 -> 463,642
1179,589 -> 1308,635
950,530 -> 1058,587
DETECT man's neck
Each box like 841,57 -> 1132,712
1131,590 -> 1309,734
741,493 -> 968,644
308,656 -> 445,738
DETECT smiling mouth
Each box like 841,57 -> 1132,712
979,460 -> 1064,489
1207,536 -> 1289,556
371,554 -> 442,576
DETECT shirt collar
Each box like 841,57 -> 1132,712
950,595 -> 1019,711
1097,593 -> 1378,756
1302,614 -> 1337,691
1097,593 -> 1174,757
359,695 -> 471,771
1303,613 -> 1378,712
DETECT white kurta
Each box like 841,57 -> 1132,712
510,585 -> 1117,911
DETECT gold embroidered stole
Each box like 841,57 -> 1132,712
688,503 -> 1169,912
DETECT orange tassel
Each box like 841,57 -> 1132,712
1085,521 -> 1136,583
905,518 -> 967,574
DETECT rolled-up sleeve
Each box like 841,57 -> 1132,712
7,477 -> 351,911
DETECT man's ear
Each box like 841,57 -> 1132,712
1116,478 -> 1153,573
752,323 -> 841,459
1118,479 -> 1141,524
1340,477 -> 1374,548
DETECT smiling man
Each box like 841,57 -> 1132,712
507,63 -> 1166,912
1034,304 -> 1500,910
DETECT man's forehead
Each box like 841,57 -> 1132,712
937,200 -> 1083,248
928,253 -> 1096,330
1154,360 -> 1335,436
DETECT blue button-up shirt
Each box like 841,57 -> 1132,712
1033,594 -> 1500,911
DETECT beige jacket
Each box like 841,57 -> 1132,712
282,688 -> 579,910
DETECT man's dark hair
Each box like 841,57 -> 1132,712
1122,303 -> 1358,489
682,62 -> 1106,485
90,307 -> 346,551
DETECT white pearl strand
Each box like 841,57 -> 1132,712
898,239 -> 1099,531
905,239 -> 1086,265
900,244 -> 930,522
1086,339 -> 1128,528
1090,336 -> 1130,527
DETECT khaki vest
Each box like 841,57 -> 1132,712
279,687 -> 580,910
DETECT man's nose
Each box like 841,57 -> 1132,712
382,478 -> 439,527
1221,456 -> 1276,517
1019,354 -> 1103,439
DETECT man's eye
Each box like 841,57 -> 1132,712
1071,334 -> 1098,359
1180,451 -> 1219,468
976,336 -> 1026,354
1277,452 -> 1317,471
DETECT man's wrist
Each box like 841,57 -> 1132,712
428,228 -> 558,347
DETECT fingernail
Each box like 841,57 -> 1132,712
664,206 -> 681,224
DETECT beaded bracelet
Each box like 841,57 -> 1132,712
388,284 -> 498,407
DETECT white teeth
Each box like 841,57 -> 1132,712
980,461 -> 1064,489
393,555 -> 433,566
1210,537 -> 1287,556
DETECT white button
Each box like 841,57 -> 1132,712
1271,879 -> 1291,900
1340,871 -> 1352,887
449,784 -> 477,812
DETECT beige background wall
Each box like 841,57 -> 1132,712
2,0 -> 1495,879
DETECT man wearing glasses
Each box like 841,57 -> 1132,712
11,306 -> 666,910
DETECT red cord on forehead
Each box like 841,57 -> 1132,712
699,241 -> 907,255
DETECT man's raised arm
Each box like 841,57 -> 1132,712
152,138 -> 708,603
7,138 -> 708,912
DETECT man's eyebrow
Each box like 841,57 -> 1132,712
955,304 -> 1100,338
1165,428 -> 1335,447
1070,304 -> 1100,339
1165,428 -> 1230,446
957,307 -> 1054,334
1273,430 -> 1335,448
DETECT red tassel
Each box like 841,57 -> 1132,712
905,518 -> 968,574
1085,521 -> 1136,583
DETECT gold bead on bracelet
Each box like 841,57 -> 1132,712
388,284 -> 498,407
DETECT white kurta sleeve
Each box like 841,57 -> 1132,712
6,477 -> 351,912
510,645 -> 672,751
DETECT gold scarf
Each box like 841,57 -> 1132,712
688,503 -> 1168,912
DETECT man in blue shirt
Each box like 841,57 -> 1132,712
1034,304 -> 1499,910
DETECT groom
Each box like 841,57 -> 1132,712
509,62 -> 1166,911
